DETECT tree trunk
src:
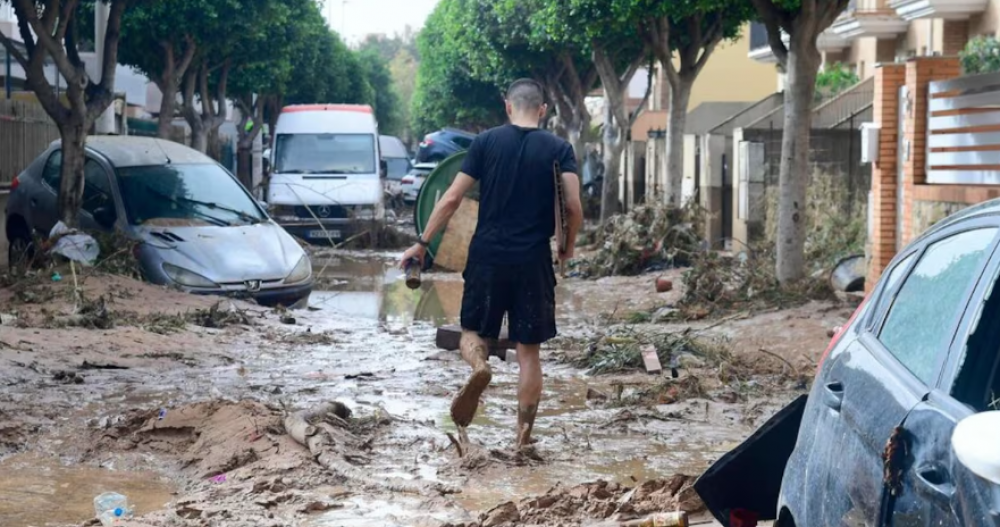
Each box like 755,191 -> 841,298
57,121 -> 88,227
600,103 -> 623,222
190,121 -> 208,153
776,39 -> 822,284
665,75 -> 694,206
157,83 -> 177,139
237,140 -> 253,191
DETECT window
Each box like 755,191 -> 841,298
952,256 -> 1000,412
451,135 -> 473,149
42,150 -> 63,190
868,252 -> 916,329
81,160 -> 114,216
274,134 -> 376,175
116,163 -> 264,226
879,228 -> 997,384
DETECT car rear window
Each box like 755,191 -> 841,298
879,228 -> 997,384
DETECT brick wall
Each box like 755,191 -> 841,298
943,20 -> 970,56
868,63 -> 905,293
900,57 -> 962,247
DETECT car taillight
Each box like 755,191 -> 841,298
402,176 -> 414,184
422,138 -> 434,146
816,294 -> 870,376
10,175 -> 19,192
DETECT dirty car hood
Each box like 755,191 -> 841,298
135,222 -> 305,282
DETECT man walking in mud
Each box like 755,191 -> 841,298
400,79 -> 583,450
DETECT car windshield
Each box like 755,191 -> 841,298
385,158 -> 410,180
274,133 -> 376,174
116,164 -> 264,227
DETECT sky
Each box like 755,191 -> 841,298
321,0 -> 441,45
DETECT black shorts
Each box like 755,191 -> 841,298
460,258 -> 557,345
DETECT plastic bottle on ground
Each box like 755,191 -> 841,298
94,492 -> 133,526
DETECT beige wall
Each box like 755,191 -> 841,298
971,0 -> 1000,36
672,23 -> 778,110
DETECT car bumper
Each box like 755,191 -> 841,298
190,281 -> 313,309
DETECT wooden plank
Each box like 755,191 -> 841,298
435,325 -> 515,360
434,197 -> 478,273
641,345 -> 662,374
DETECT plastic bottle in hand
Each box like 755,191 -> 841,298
404,257 -> 421,290
94,492 -> 132,526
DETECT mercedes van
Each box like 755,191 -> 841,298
267,104 -> 385,242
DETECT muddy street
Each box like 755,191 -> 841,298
0,250 -> 851,526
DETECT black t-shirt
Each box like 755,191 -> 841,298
460,124 -> 578,265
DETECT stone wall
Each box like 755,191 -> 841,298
910,200 -> 968,239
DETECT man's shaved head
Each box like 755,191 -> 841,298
506,79 -> 545,112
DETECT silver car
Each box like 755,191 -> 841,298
5,136 -> 313,307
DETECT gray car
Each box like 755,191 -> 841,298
5,136 -> 313,308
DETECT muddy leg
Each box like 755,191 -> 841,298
515,343 -> 542,449
450,331 -> 492,434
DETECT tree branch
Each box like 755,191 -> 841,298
14,0 -> 75,77
56,0 -> 82,43
817,0 -> 852,32
177,35 -> 198,82
97,0 -> 128,91
750,0 -> 790,68
65,3 -> 84,70
629,58 -> 655,128
14,2 -> 35,56
214,59 -> 230,121
0,32 -> 29,69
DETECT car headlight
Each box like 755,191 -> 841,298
285,255 -> 312,284
163,263 -> 219,288
270,205 -> 298,221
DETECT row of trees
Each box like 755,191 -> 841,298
412,0 -> 851,282
0,0 -> 404,224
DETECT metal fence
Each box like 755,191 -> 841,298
927,72 -> 1000,185
0,99 -> 60,187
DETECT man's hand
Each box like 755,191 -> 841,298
559,245 -> 574,262
400,243 -> 427,269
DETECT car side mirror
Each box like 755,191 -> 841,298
257,199 -> 271,212
952,410 -> 1000,485
379,159 -> 388,179
93,206 -> 117,230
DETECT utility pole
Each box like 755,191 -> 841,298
5,48 -> 11,99
94,1 -> 116,134
341,0 -> 348,37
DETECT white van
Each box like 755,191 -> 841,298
267,104 -> 385,242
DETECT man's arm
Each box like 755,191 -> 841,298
561,171 -> 583,259
399,172 -> 476,267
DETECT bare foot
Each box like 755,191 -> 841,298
450,365 -> 492,428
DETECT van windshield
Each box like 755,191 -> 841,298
274,133 -> 376,175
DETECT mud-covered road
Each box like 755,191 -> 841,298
0,250 -> 852,526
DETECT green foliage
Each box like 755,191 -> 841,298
960,35 -> 1000,75
815,62 -> 859,101
410,0 -> 507,137
357,48 -> 403,136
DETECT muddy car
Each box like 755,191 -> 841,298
698,200 -> 1000,526
5,136 -> 313,308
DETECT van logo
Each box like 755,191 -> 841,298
316,206 -> 331,218
245,280 -> 262,293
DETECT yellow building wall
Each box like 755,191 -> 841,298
971,0 -> 1000,36
676,24 -> 778,109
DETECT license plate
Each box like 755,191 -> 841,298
308,229 -> 340,239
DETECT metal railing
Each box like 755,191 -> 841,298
926,72 -> 1000,184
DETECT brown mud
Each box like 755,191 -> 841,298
0,251 -> 849,526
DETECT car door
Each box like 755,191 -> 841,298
77,157 -> 118,232
887,224 -> 1000,527
805,223 -> 999,527
30,148 -> 63,236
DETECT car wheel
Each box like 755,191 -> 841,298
7,228 -> 35,274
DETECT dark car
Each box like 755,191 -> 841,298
5,136 -> 313,308
699,200 -> 1000,526
415,128 -> 476,163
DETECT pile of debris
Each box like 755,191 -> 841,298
446,476 -> 705,527
677,248 -> 832,319
576,202 -> 704,278
572,327 -> 729,376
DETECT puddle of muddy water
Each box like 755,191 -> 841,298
0,453 -> 175,527
308,252 -> 594,325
